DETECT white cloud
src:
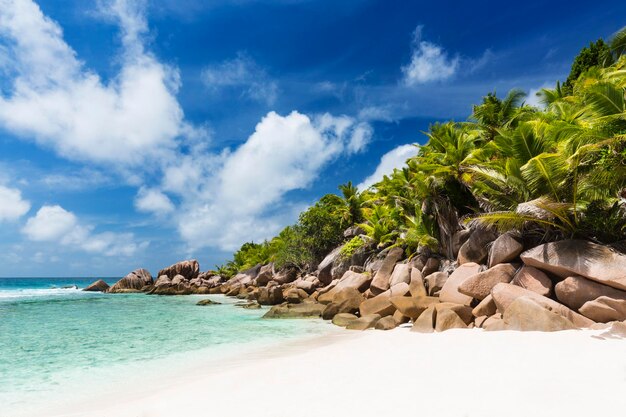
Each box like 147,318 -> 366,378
358,144 -> 417,190
402,25 -> 459,85
526,83 -> 552,108
0,0 -> 188,165
168,111 -> 372,250
134,186 -> 175,215
0,184 -> 30,221
22,204 -> 146,256
201,53 -> 278,105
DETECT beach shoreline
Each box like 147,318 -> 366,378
32,327 -> 626,417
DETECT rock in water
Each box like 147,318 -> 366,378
521,240 -> 626,291
108,269 -> 153,293
157,260 -> 200,280
502,297 -> 576,331
332,313 -> 358,327
263,302 -> 324,319
196,298 -> 221,306
83,279 -> 109,292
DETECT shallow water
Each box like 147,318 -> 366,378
0,277 -> 335,415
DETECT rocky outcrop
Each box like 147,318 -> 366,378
374,316 -> 398,330
579,296 -> 626,323
390,296 -> 439,320
439,262 -> 482,305
521,240 -> 626,291
346,314 -> 381,330
502,297 -> 576,332
257,285 -> 284,305
332,313 -> 358,327
425,271 -> 448,296
196,298 -> 221,306
554,276 -> 626,311
409,268 -> 427,297
488,232 -> 523,267
83,279 -> 109,292
157,260 -> 200,280
317,271 -> 371,304
511,266 -> 552,297
458,263 -> 516,301
491,283 -> 594,328
388,263 -> 411,287
263,301 -> 325,319
108,269 -> 153,293
434,308 -> 468,332
369,247 -> 404,295
457,227 -> 498,265
316,246 -> 344,285
411,306 -> 436,333
359,282 -> 409,317
472,294 -> 497,317
321,288 -> 363,319
255,264 -> 274,286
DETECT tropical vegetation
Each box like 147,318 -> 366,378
217,27 -> 626,278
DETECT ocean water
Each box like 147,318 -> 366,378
0,277 -> 336,415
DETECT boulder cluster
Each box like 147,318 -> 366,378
87,227 -> 626,333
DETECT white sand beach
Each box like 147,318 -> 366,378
41,327 -> 626,417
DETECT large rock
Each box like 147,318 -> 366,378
108,269 -> 153,293
520,240 -> 626,291
421,258 -> 440,276
389,264 -> 411,287
435,302 -> 473,325
273,269 -> 297,285
316,246 -> 344,285
451,229 -> 471,259
491,283 -> 594,328
359,282 -> 409,317
579,296 -> 626,323
321,288 -> 363,319
157,260 -> 200,280
458,263 -> 516,301
457,227 -> 498,265
471,294 -> 497,317
374,316 -> 398,330
554,276 -> 626,311
488,232 -> 523,267
332,313 -> 358,327
411,306 -> 436,333
439,263 -> 482,305
263,302 -> 324,319
390,296 -> 440,320
257,286 -> 284,305
370,247 -> 404,295
435,308 -> 468,332
83,279 -> 109,292
317,271 -> 372,304
511,266 -> 552,297
346,314 -> 381,330
409,268 -> 427,297
425,271 -> 449,296
255,264 -> 274,286
502,297 -> 577,331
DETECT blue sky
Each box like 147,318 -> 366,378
1,0 -> 625,277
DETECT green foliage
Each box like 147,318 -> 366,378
339,236 -> 365,260
563,39 -> 612,93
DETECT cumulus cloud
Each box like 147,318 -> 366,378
402,25 -> 459,85
0,184 -> 30,221
134,187 -> 175,215
0,0 -> 188,165
525,83 -> 552,108
170,111 -> 372,250
201,53 -> 278,105
22,205 -> 146,256
358,144 -> 417,190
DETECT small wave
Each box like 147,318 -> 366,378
0,287 -> 82,300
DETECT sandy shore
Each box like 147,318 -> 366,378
39,327 -> 626,417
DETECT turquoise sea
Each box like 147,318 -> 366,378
0,277 -> 336,415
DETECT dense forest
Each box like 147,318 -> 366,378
217,28 -> 626,278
